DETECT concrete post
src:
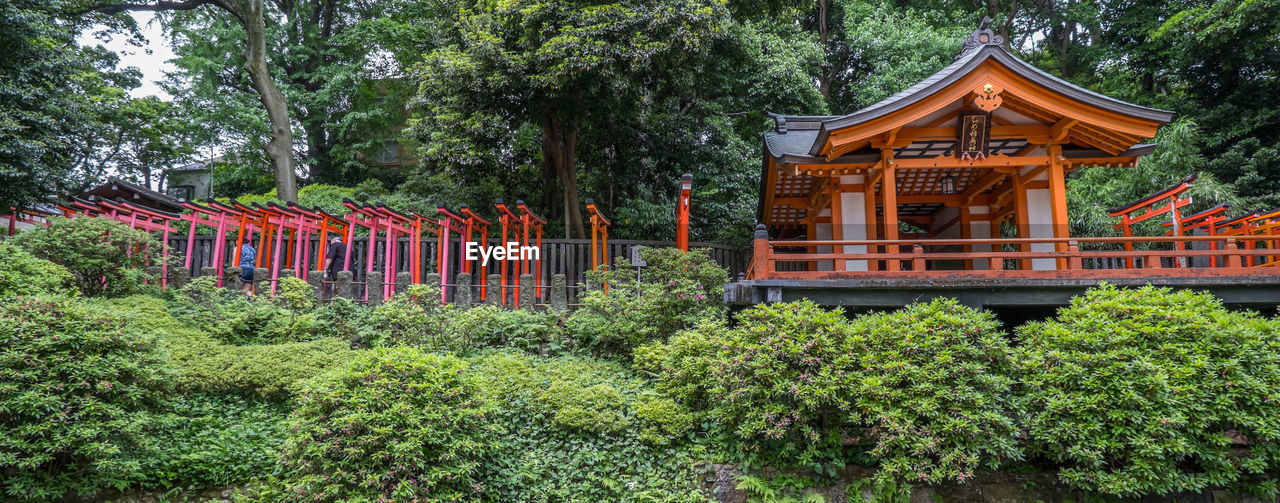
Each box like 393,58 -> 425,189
455,273 -> 472,308
254,268 -> 268,294
424,273 -> 441,301
224,266 -> 240,290
367,271 -> 384,306
336,270 -> 354,299
280,269 -> 295,284
395,271 -> 411,296
172,267 -> 190,290
307,270 -> 324,302
519,273 -> 535,309
550,274 -> 568,311
486,274 -> 501,306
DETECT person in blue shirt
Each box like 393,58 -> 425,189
239,238 -> 257,295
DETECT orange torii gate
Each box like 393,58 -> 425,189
458,204 -> 492,300
1248,209 -> 1280,266
1163,203 -> 1231,267
409,211 -> 439,286
494,200 -> 520,306
517,201 -> 546,300
1108,175 -> 1196,268
586,199 -> 611,271
676,174 -> 692,251
181,200 -> 252,286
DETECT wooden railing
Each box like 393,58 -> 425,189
747,232 -> 1280,280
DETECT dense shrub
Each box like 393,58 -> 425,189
10,216 -> 165,296
0,240 -> 75,297
278,348 -> 493,502
135,394 -> 289,491
447,304 -> 566,354
633,321 -> 724,409
1016,284 -> 1280,496
708,300 -> 856,467
359,284 -> 454,349
466,351 -> 706,501
170,276 -> 327,344
101,295 -> 352,399
0,296 -> 173,500
846,299 -> 1022,487
569,247 -> 728,354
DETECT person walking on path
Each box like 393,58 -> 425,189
240,239 -> 257,296
322,236 -> 346,300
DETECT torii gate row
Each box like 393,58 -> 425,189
493,199 -> 546,308
68,197 -> 180,289
1108,175 -> 1196,269
458,204 -> 492,301
5,206 -> 59,236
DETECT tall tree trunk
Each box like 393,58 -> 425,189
816,0 -> 830,101
241,0 -> 298,202
541,111 -> 585,239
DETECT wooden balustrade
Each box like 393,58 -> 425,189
748,234 -> 1280,280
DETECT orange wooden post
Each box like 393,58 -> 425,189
880,149 -> 900,272
517,201 -> 546,299
1067,241 -> 1081,270
459,205 -> 492,300
1048,144 -> 1069,270
911,243 -> 925,271
676,174 -> 692,252
495,200 -> 520,306
863,178 -> 879,271
750,224 -> 770,279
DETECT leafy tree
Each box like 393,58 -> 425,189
410,0 -> 732,238
10,217 -> 166,297
79,0 -> 302,202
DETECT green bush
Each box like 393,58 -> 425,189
633,320 -> 724,409
0,240 -> 75,297
466,351 -> 707,501
1016,284 -> 1280,496
100,294 -> 352,399
170,276 -> 326,345
568,247 -> 728,354
134,393 -> 289,491
359,284 -> 455,349
10,216 -> 165,296
709,300 -> 856,467
278,348 -> 493,502
846,299 -> 1022,487
447,304 -> 566,354
0,296 -> 173,500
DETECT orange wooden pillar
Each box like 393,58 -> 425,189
880,148 -> 900,271
865,169 -> 880,271
830,176 -> 845,271
676,174 -> 692,251
517,201 -> 546,300
1048,144 -> 1069,269
586,199 -> 612,292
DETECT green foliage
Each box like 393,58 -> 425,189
226,184 -> 354,216
708,300 -> 855,467
169,276 -> 324,345
734,473 -> 826,503
278,348 -> 493,502
360,284 -> 455,349
1016,284 -> 1280,496
134,393 -> 289,491
0,295 -> 172,500
0,240 -> 75,297
569,247 -> 728,354
634,321 -> 724,409
100,294 -> 352,399
846,299 -> 1022,487
466,351 -> 709,501
11,217 -> 165,297
447,304 -> 567,355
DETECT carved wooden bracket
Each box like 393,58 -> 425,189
974,83 -> 1003,112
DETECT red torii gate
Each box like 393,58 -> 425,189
342,199 -> 381,301
1164,203 -> 1231,267
374,204 -> 418,299
90,198 -> 180,289
586,199 -> 611,272
5,206 -> 58,236
459,204 -> 492,301
181,200 -> 249,287
436,205 -> 467,303
1108,175 -> 1195,268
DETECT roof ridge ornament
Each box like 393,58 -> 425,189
957,16 -> 1004,59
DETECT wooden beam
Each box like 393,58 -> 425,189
1050,118 -> 1078,143
894,154 -> 1051,169
1018,165 -> 1049,184
961,170 -> 1007,205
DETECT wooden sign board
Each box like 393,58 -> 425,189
956,111 -> 991,159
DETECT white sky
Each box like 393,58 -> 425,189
78,12 -> 177,100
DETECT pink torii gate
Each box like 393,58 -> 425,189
435,205 -> 468,303
342,199 -> 381,301
372,204 -> 417,299
180,200 -> 252,287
